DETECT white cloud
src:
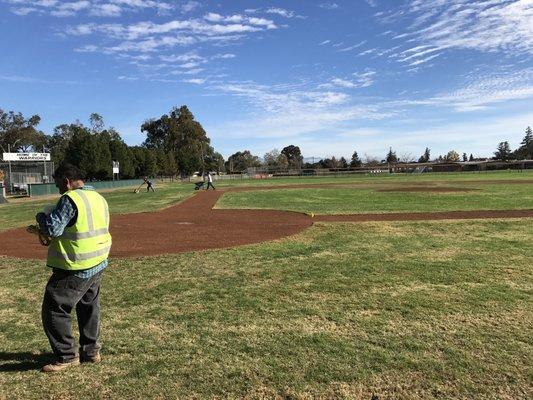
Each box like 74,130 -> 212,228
90,4 -> 122,17
3,0 -> 174,17
432,68 -> 533,111
265,7 -> 295,18
212,53 -> 235,59
181,1 -> 201,13
160,52 -> 203,62
338,41 -> 366,52
322,71 -> 376,89
318,3 -> 338,10
183,78 -> 206,84
401,0 -> 533,56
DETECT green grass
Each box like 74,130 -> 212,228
213,169 -> 533,188
218,183 -> 533,214
0,182 -> 194,231
0,219 -> 531,398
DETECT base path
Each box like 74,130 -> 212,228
0,186 -> 532,259
0,190 -> 312,259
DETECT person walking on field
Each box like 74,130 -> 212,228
35,163 -> 111,373
205,171 -> 215,190
144,176 -> 155,192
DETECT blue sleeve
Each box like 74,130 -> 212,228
36,196 -> 77,237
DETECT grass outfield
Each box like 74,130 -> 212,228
217,183 -> 533,214
0,219 -> 531,399
213,170 -> 533,188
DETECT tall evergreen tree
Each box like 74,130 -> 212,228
494,141 -> 512,161
386,147 -> 398,163
515,126 -> 533,159
350,151 -> 362,167
418,147 -> 430,163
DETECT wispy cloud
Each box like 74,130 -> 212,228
183,78 -> 206,84
3,0 -> 174,17
337,41 -> 366,52
318,3 -> 339,10
180,1 -> 201,14
396,0 -> 533,59
320,71 -> 377,89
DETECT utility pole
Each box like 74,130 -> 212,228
7,143 -> 12,192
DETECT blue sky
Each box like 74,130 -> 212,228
0,0 -> 532,160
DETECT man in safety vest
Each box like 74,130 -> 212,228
36,163 -> 111,373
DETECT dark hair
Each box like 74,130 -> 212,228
53,163 -> 84,181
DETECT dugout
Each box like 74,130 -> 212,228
0,160 -> 55,195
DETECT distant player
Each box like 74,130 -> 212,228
204,172 -> 215,190
144,177 -> 155,192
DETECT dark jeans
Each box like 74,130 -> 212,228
206,182 -> 215,190
42,269 -> 103,362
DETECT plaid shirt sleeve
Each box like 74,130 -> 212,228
36,196 -> 77,238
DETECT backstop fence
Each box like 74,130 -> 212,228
0,161 -> 55,194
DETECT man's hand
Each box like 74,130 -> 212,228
27,224 -> 52,246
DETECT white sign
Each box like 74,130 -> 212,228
2,152 -> 51,161
112,161 -> 120,174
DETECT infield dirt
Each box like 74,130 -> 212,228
0,184 -> 532,259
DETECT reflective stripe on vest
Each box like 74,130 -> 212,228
47,189 -> 112,270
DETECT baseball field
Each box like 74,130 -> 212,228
0,171 -> 532,399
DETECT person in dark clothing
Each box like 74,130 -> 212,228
144,177 -> 155,192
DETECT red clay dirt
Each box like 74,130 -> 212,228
0,185 -> 532,260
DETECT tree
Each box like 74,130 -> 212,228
418,147 -> 430,163
142,106 -> 212,176
339,157 -> 348,168
399,152 -> 414,163
225,150 -> 261,173
494,141 -> 512,161
264,149 -> 288,169
386,147 -> 398,163
107,129 -> 135,178
445,150 -> 460,162
0,109 -> 45,152
350,151 -> 362,167
364,154 -> 381,167
515,126 -> 533,160
462,153 -> 467,162
281,145 -> 303,169
469,154 -> 474,161
89,113 -> 104,134
204,151 -> 225,173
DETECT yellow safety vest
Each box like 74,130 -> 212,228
47,189 -> 112,270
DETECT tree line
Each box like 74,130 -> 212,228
1,106 -> 531,179
1,106 -> 222,180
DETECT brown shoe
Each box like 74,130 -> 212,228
41,358 -> 80,373
81,353 -> 101,363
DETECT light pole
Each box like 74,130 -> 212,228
6,138 -> 22,193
